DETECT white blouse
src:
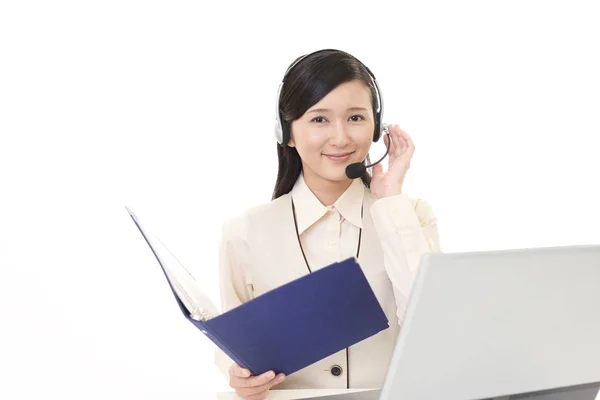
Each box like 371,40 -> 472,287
214,172 -> 441,390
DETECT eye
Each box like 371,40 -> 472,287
310,116 -> 328,123
349,115 -> 365,122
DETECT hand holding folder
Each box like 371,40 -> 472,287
126,206 -> 389,377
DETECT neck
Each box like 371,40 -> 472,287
302,169 -> 353,206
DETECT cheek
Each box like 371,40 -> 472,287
355,132 -> 374,155
296,134 -> 327,157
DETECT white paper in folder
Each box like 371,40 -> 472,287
126,206 -> 220,322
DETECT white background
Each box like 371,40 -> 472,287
1,1 -> 599,399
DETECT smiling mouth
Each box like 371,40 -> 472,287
323,152 -> 354,162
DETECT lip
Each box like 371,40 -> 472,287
323,152 -> 354,162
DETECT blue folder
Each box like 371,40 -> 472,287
127,206 -> 389,376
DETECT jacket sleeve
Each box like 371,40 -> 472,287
370,193 -> 442,325
213,215 -> 254,380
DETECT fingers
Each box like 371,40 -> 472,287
393,125 -> 407,156
371,162 -> 384,178
229,364 -> 283,389
387,124 -> 415,158
230,363 -> 251,378
231,369 -> 276,389
245,370 -> 278,388
404,130 -> 415,154
235,373 -> 286,399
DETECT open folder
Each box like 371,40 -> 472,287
126,206 -> 389,377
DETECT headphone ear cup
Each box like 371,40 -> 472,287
274,119 -> 283,144
373,115 -> 382,142
279,120 -> 290,147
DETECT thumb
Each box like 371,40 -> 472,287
230,363 -> 251,378
372,162 -> 384,178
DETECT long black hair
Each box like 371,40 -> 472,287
272,49 -> 378,200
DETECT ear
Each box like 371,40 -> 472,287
286,121 -> 297,147
287,133 -> 296,147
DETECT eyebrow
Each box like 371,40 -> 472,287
307,107 -> 369,113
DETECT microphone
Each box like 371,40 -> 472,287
345,127 -> 391,179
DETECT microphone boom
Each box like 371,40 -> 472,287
345,128 -> 391,179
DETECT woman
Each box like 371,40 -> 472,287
214,48 -> 441,400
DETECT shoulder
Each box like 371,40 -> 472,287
246,192 -> 292,219
220,193 -> 292,240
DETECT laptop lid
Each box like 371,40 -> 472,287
379,244 -> 600,400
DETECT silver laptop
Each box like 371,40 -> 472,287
300,245 -> 600,400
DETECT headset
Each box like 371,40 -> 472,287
274,49 -> 386,147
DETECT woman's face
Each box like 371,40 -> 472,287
289,79 -> 375,184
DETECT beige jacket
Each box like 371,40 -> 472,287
214,173 -> 441,389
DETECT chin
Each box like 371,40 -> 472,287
319,168 -> 352,182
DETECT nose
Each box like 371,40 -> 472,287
330,121 -> 350,147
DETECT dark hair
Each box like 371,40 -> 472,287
271,49 -> 378,200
